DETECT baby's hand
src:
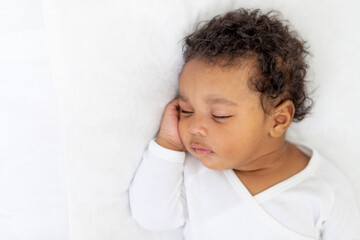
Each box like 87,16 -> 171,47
155,98 -> 185,151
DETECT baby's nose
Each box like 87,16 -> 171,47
188,118 -> 207,136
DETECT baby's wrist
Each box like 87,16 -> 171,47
155,138 -> 184,152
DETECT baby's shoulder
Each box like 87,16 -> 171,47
294,143 -> 353,194
313,153 -> 354,196
294,145 -> 356,212
287,143 -> 356,209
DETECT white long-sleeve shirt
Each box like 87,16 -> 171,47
129,140 -> 360,239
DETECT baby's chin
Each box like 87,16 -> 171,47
185,149 -> 226,170
200,159 -> 227,170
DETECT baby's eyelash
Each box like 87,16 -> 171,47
179,109 -> 231,120
212,115 -> 232,120
180,110 -> 193,114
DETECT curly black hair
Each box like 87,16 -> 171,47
183,8 -> 312,122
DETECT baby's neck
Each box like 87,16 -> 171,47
233,141 -> 310,196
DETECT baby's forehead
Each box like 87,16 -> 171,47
178,58 -> 262,103
179,57 -> 258,87
184,54 -> 257,70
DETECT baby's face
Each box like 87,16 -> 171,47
178,58 -> 274,171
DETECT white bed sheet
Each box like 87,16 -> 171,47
3,0 -> 358,239
0,0 -> 70,239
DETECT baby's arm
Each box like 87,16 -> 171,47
129,99 -> 187,231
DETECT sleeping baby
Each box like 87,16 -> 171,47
129,8 -> 360,239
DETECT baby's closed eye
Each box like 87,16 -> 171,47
180,108 -> 232,121
180,109 -> 193,114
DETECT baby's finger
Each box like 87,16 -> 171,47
165,99 -> 180,115
168,98 -> 179,109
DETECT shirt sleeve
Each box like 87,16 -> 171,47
321,179 -> 360,240
128,139 -> 186,231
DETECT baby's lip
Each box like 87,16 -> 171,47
190,143 -> 210,150
190,143 -> 213,153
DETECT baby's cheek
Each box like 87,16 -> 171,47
214,136 -> 237,155
214,138 -> 229,152
178,120 -> 188,142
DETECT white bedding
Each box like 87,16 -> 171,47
1,0 -> 359,239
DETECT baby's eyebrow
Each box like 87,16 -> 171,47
179,94 -> 238,106
205,97 -> 238,106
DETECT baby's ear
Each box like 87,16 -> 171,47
269,100 -> 295,138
